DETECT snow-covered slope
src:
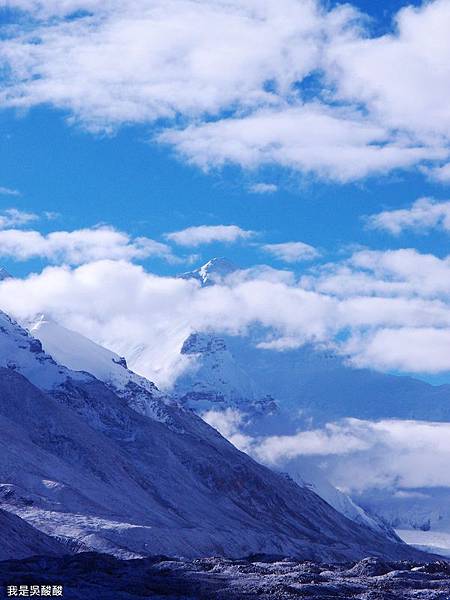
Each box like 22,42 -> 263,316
0,509 -> 67,561
27,314 -> 383,537
0,310 -> 88,390
27,315 -> 168,421
0,311 -> 422,562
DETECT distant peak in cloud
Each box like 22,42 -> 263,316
165,225 -> 255,247
262,241 -> 320,263
179,257 -> 239,286
367,197 -> 450,234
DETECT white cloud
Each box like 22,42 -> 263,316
0,260 -> 339,385
0,241 -> 450,378
428,163 -> 450,183
198,407 -> 450,493
165,224 -> 254,247
249,183 -> 278,194
305,248 -> 450,300
254,422 -> 370,464
1,0 -> 450,181
0,0 -> 327,127
325,0 -> 450,147
262,241 -> 319,263
367,198 -> 450,234
0,226 -> 174,264
345,328 -> 450,373
200,408 -> 450,493
202,408 -> 253,452
246,418 -> 450,492
0,208 -> 39,228
0,187 -> 20,197
159,104 -> 442,182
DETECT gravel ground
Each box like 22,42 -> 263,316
1,553 -> 450,599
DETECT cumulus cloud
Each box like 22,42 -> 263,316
202,408 -> 253,452
345,328 -> 450,373
0,0 -> 327,126
165,224 -> 255,247
0,208 -> 39,228
251,419 -> 450,492
0,226 -> 175,264
1,0 -> 450,181
200,410 -> 450,493
305,248 -> 450,300
0,217 -> 449,378
0,259 -> 340,385
367,198 -> 450,234
325,0 -> 450,149
262,241 -> 320,263
0,245 -> 450,381
428,163 -> 450,183
254,422 -> 370,464
159,104 -> 442,181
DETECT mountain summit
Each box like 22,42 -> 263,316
179,257 -> 238,286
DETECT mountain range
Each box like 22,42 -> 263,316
0,308 -> 424,563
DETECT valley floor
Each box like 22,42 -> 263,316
1,553 -> 450,599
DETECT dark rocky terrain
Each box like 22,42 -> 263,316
1,553 -> 450,599
0,510 -> 67,561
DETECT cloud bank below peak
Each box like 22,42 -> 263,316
1,0 -> 450,182
1,241 -> 450,384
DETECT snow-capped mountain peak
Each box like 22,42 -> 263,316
179,257 -> 238,286
0,310 -> 87,390
176,332 -> 277,414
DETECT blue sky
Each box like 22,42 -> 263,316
1,104 -> 448,279
0,0 -> 449,382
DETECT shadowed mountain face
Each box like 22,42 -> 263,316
26,315 -> 396,541
0,510 -> 67,561
0,310 -> 428,562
